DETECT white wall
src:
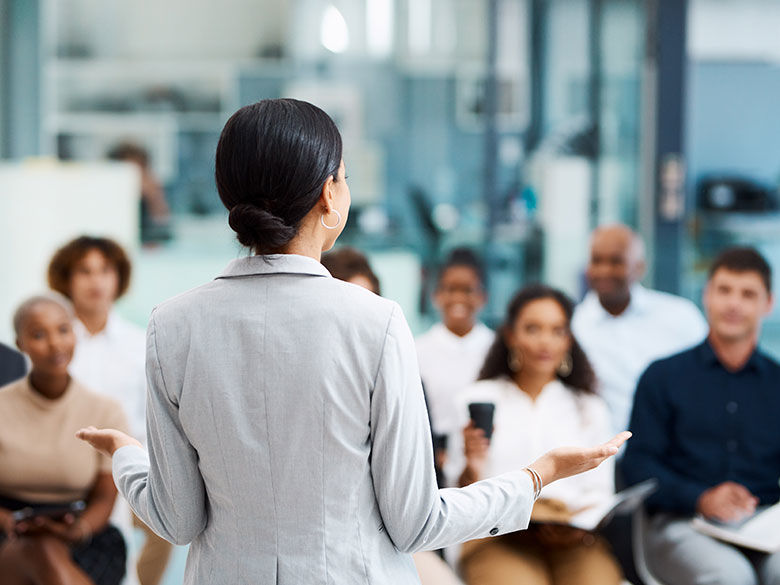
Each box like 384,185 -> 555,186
689,0 -> 780,62
55,0 -> 289,59
0,160 -> 138,343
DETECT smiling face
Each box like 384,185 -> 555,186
506,298 -> 572,380
586,227 -> 645,309
68,248 -> 120,316
434,265 -> 486,337
704,268 -> 773,344
16,301 -> 76,378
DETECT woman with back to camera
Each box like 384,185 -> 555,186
77,98 -> 629,584
448,285 -> 623,585
0,294 -> 128,585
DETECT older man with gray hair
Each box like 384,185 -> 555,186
572,224 -> 708,435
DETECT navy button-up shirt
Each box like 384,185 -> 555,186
623,339 -> 780,515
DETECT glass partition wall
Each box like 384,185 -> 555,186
41,0 -> 650,329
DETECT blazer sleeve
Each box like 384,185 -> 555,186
369,304 -> 535,553
112,310 -> 208,545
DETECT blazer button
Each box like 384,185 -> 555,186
489,527 -> 499,536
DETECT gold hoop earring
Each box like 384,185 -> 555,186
508,348 -> 523,372
557,353 -> 573,377
320,209 -> 342,230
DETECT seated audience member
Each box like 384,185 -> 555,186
0,341 -> 26,386
416,248 -> 493,440
0,294 -> 129,585
323,247 -> 464,585
107,142 -> 171,245
449,285 -> 622,585
48,236 -> 171,585
321,246 -> 381,294
572,224 -> 707,434
623,247 -> 780,585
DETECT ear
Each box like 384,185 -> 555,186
701,281 -> 712,312
764,293 -> 775,317
318,174 -> 336,212
502,324 -> 516,350
632,258 -> 647,283
15,337 -> 23,352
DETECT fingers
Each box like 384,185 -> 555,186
604,431 -> 632,451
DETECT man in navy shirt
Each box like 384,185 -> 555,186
623,247 -> 780,585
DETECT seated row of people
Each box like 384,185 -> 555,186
0,237 -> 174,585
415,231 -> 779,585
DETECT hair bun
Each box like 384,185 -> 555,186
228,203 -> 297,251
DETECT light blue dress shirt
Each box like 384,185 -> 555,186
113,254 -> 534,584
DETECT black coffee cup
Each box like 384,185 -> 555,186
468,402 -> 495,440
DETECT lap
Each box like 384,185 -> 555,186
644,514 -> 761,585
460,531 -> 622,585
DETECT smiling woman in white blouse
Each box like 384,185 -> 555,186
450,284 -> 623,585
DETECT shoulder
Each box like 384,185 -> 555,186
756,349 -> 780,373
642,287 -> 702,317
457,378 -> 510,404
0,378 -> 26,401
572,293 -> 601,326
640,344 -> 701,385
72,380 -> 127,422
569,386 -> 610,418
111,313 -> 147,340
415,323 -> 443,351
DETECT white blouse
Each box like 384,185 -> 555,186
445,377 -> 615,511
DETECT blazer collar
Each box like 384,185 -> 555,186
216,254 -> 332,280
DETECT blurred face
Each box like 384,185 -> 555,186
506,298 -> 572,379
16,302 -> 75,377
68,249 -> 120,315
586,229 -> 644,305
434,266 -> 486,335
704,268 -> 773,343
322,160 -> 351,251
348,274 -> 378,294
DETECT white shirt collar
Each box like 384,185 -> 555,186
584,283 -> 650,321
72,310 -> 122,342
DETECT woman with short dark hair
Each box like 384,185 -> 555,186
77,99 -> 628,584
0,294 -> 128,585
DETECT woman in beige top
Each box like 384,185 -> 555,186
0,294 -> 128,585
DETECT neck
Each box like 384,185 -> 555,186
279,222 -> 326,262
599,291 -> 631,316
513,369 -> 555,401
446,322 -> 475,338
708,332 -> 758,371
29,370 -> 70,400
76,309 -> 109,335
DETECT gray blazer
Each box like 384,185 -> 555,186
113,254 -> 533,584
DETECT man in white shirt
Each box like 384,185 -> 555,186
572,224 -> 708,435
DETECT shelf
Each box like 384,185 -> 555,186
48,112 -> 225,133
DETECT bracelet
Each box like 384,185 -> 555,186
525,467 -> 543,500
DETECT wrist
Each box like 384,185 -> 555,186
73,518 -> 93,545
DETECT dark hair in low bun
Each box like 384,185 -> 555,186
216,98 -> 343,253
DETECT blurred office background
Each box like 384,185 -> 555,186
2,1 -> 780,583
1,0 -> 779,343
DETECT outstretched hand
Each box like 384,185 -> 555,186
530,431 -> 631,487
76,426 -> 142,457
